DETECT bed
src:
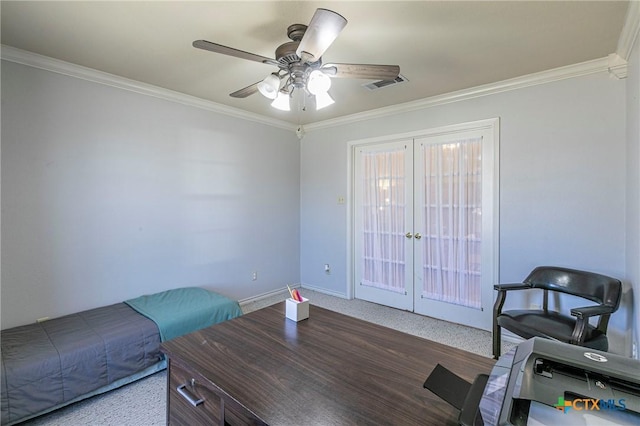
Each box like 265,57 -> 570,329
0,287 -> 243,425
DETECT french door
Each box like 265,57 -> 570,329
354,139 -> 415,310
352,120 -> 498,330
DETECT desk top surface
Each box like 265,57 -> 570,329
161,302 -> 494,425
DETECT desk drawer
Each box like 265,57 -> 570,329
168,359 -> 222,425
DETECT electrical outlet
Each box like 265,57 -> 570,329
324,263 -> 331,273
633,341 -> 638,359
252,271 -> 257,281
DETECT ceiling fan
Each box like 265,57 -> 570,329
193,8 -> 401,112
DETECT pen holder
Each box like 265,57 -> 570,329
286,297 -> 309,322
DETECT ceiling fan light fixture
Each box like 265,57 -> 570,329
257,73 -> 281,99
271,90 -> 291,111
193,8 -> 400,115
315,91 -> 335,110
307,70 -> 332,95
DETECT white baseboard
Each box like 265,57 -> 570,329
237,286 -> 293,305
299,283 -> 350,300
238,283 -> 339,305
237,283 -> 350,307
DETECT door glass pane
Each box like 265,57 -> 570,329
421,138 -> 482,308
361,148 -> 406,294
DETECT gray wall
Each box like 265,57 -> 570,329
1,60 -> 300,329
300,71 -> 633,355
2,48 -> 637,357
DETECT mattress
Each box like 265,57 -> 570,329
1,303 -> 162,425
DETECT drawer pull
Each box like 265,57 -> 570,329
177,384 -> 204,407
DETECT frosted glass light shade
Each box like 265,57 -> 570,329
271,91 -> 291,111
307,70 -> 331,95
257,74 -> 280,99
315,91 -> 335,110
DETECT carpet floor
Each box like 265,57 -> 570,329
22,289 -> 511,425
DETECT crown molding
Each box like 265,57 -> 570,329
0,45 -> 297,132
0,44 -> 623,135
305,57 -> 611,131
617,0 -> 640,60
608,53 -> 628,79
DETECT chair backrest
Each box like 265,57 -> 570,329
524,266 -> 622,309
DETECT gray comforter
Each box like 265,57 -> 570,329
1,303 -> 162,425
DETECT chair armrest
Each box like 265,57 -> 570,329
570,305 -> 615,345
493,282 -> 531,358
493,283 -> 531,291
493,283 -> 531,322
570,305 -> 615,319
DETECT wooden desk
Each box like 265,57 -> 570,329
160,303 -> 494,425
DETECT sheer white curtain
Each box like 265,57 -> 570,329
361,148 -> 406,294
421,137 -> 483,308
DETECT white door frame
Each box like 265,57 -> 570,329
346,118 -> 500,330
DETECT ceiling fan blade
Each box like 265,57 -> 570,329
230,82 -> 260,98
296,9 -> 347,64
322,63 -> 400,80
193,40 -> 279,67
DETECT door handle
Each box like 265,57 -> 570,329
405,232 -> 413,239
414,233 -> 422,240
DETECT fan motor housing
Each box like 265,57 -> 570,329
276,23 -> 316,69
287,24 -> 307,41
275,41 -> 300,68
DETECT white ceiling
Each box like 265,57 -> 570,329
0,1 -> 630,126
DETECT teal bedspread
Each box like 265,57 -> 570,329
124,287 -> 243,341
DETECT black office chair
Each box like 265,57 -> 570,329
492,266 -> 622,359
